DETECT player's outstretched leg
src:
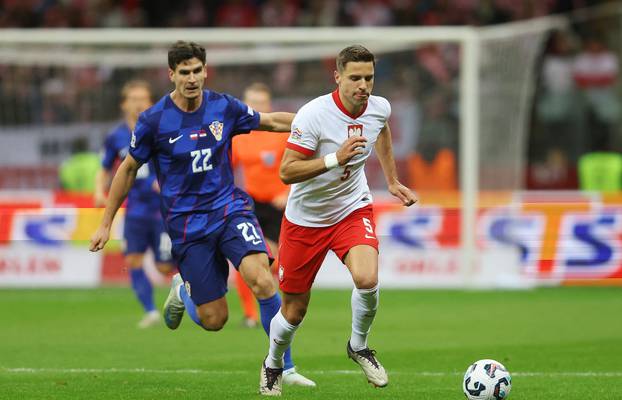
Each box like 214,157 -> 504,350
162,273 -> 185,329
260,357 -> 283,396
346,341 -> 388,387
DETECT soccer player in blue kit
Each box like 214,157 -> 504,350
89,41 -> 314,388
95,80 -> 174,329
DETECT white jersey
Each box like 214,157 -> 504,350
285,90 -> 391,227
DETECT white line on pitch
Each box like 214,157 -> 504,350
2,368 -> 622,377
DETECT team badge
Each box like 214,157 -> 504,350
347,124 -> 363,137
209,121 -> 224,141
184,280 -> 191,297
130,131 -> 136,148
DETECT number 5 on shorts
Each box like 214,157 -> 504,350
363,217 -> 375,239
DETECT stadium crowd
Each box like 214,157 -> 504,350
0,0 -> 619,192
0,0 -> 597,28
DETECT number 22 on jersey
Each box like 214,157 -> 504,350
191,149 -> 213,173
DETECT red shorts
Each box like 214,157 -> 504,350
277,205 -> 379,293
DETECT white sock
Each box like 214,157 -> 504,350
266,310 -> 299,369
350,284 -> 379,352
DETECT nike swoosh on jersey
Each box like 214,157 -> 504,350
169,135 -> 183,144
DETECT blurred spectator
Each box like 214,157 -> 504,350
408,90 -> 458,191
526,148 -> 578,190
578,151 -> 622,192
343,0 -> 394,26
215,0 -> 258,27
535,31 -> 584,163
297,0 -> 341,26
260,0 -> 300,27
573,36 -> 620,152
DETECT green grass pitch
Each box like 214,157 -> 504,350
1,287 -> 621,399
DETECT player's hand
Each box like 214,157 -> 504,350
89,226 -> 111,252
388,181 -> 417,207
336,135 -> 367,166
93,192 -> 107,208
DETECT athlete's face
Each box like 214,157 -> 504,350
121,86 -> 152,121
169,57 -> 207,100
242,89 -> 272,113
335,61 -> 374,109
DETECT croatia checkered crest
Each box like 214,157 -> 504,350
463,359 -> 512,400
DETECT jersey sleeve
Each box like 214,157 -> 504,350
226,94 -> 260,136
380,97 -> 392,120
100,134 -> 117,170
286,105 -> 319,157
129,113 -> 155,164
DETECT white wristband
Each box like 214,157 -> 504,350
324,152 -> 339,170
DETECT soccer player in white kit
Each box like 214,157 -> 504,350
259,45 -> 417,396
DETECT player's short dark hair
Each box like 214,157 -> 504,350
336,45 -> 375,72
120,80 -> 152,102
168,41 -> 206,70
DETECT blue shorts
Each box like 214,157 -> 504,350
123,217 -> 173,263
171,212 -> 271,306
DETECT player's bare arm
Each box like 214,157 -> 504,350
375,123 -> 417,207
258,112 -> 296,132
89,154 -> 141,252
94,168 -> 112,207
280,135 -> 367,184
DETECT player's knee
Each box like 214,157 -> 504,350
353,275 -> 378,290
199,313 -> 228,331
125,254 -> 144,268
282,303 -> 307,326
248,272 -> 276,298
155,262 -> 173,274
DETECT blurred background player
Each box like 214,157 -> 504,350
94,80 -> 174,328
232,83 -> 289,329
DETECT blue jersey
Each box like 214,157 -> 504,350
129,90 -> 261,245
101,123 -> 161,220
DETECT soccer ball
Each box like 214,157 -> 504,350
463,359 -> 512,400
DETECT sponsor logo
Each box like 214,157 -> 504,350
347,124 -> 363,137
278,265 -> 284,282
209,121 -> 224,141
169,134 -> 183,144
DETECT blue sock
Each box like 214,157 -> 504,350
258,293 -> 294,370
129,268 -> 155,312
179,284 -> 202,327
